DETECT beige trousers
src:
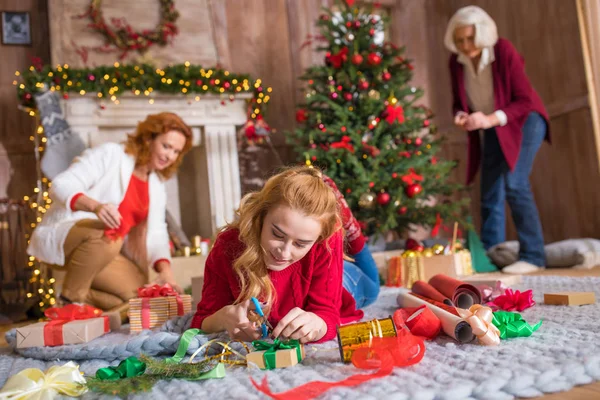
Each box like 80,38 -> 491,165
60,219 -> 147,310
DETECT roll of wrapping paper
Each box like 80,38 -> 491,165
397,288 -> 474,343
336,317 -> 397,363
428,274 -> 482,308
411,280 -> 452,305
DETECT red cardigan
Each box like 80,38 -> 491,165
191,228 -> 363,342
449,38 -> 550,184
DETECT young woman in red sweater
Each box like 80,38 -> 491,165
191,166 -> 367,343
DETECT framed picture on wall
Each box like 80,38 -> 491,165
1,11 -> 31,45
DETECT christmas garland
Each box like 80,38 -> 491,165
80,0 -> 179,58
14,62 -> 271,120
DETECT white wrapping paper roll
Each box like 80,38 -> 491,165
396,288 -> 475,343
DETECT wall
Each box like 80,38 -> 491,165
7,0 -> 599,242
0,0 -> 50,200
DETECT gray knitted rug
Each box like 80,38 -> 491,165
2,275 -> 600,400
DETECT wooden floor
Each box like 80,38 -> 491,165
1,266 -> 600,399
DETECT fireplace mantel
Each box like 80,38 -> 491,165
62,93 -> 250,237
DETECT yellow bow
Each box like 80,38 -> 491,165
457,304 -> 500,346
0,361 -> 87,400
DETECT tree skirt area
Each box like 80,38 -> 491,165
2,275 -> 600,400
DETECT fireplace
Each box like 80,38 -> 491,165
62,93 -> 249,237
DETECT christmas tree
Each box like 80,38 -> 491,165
287,0 -> 468,237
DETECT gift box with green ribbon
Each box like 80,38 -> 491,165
246,339 -> 305,370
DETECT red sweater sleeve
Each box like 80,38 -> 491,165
497,40 -> 535,122
190,233 -> 236,329
322,175 -> 366,255
304,231 -> 345,342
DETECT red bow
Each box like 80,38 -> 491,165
401,168 -> 423,185
431,213 -> 442,237
331,136 -> 355,153
326,47 -> 349,69
383,105 -> 405,125
137,283 -> 178,298
45,303 -> 103,321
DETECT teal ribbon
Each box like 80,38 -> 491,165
492,311 -> 542,339
95,356 -> 146,380
251,338 -> 303,370
165,328 -> 201,364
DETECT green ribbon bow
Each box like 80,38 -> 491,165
492,311 -> 542,339
251,338 -> 302,370
96,356 -> 146,380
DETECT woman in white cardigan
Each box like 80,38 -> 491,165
28,112 -> 193,311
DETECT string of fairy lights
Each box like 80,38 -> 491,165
14,61 -> 271,312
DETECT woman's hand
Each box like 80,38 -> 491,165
93,203 -> 122,229
219,300 -> 262,341
454,111 -> 469,128
272,307 -> 327,343
154,262 -> 183,294
464,112 -> 494,131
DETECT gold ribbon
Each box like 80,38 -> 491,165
456,304 -> 500,346
0,361 -> 87,399
189,339 -> 251,366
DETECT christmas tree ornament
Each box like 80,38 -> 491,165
368,53 -> 382,65
345,33 -> 355,41
344,92 -> 353,101
398,206 -> 408,215
358,80 -> 369,90
422,248 -> 434,257
382,71 -> 392,81
432,244 -> 445,255
405,183 -> 423,198
369,28 -> 375,36
296,109 -> 308,123
368,89 -> 380,100
377,192 -> 390,205
405,238 -> 424,252
330,92 -> 339,100
368,115 -> 378,129
358,192 -> 376,209
351,54 -> 364,65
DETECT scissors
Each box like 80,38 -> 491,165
250,297 -> 273,339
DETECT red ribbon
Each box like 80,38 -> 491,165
330,136 -> 355,153
250,330 -> 425,399
137,284 -> 184,329
393,305 -> 441,340
401,168 -> 424,185
43,304 -> 108,347
383,104 -> 405,125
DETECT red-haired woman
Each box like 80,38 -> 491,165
28,112 -> 193,311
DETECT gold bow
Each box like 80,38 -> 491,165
0,361 -> 87,399
456,304 -> 500,346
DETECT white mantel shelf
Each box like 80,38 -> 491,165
62,93 -> 251,237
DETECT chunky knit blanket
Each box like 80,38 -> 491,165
2,275 -> 600,399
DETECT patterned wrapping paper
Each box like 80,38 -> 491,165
129,294 -> 192,333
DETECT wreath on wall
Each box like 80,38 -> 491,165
79,0 -> 179,59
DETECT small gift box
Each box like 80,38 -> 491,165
129,284 -> 192,333
15,304 -> 110,348
246,339 -> 305,370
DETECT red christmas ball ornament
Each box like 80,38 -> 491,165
405,183 -> 423,198
368,53 -> 382,65
415,137 -> 423,146
88,74 -> 95,81
310,143 -> 317,149
344,92 -> 353,101
196,79 -> 203,86
354,21 -> 361,29
346,21 -> 352,28
318,123 -> 325,130
382,71 -> 392,81
369,28 -> 375,36
377,192 -> 390,205
405,238 -> 424,251
311,155 -> 317,161
358,80 -> 369,91
223,82 -> 231,89
320,14 -> 330,21
424,120 -> 430,127
351,54 -> 364,65
392,172 -> 398,179
330,92 -> 339,100
210,79 -> 216,85
398,206 -> 408,215
369,182 -> 375,188
346,188 -> 352,194
62,93 -> 69,100
24,93 -> 32,100
296,109 -> 309,123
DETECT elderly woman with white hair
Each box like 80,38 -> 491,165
445,6 -> 550,274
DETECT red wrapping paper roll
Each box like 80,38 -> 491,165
428,274 -> 482,308
393,305 -> 441,340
